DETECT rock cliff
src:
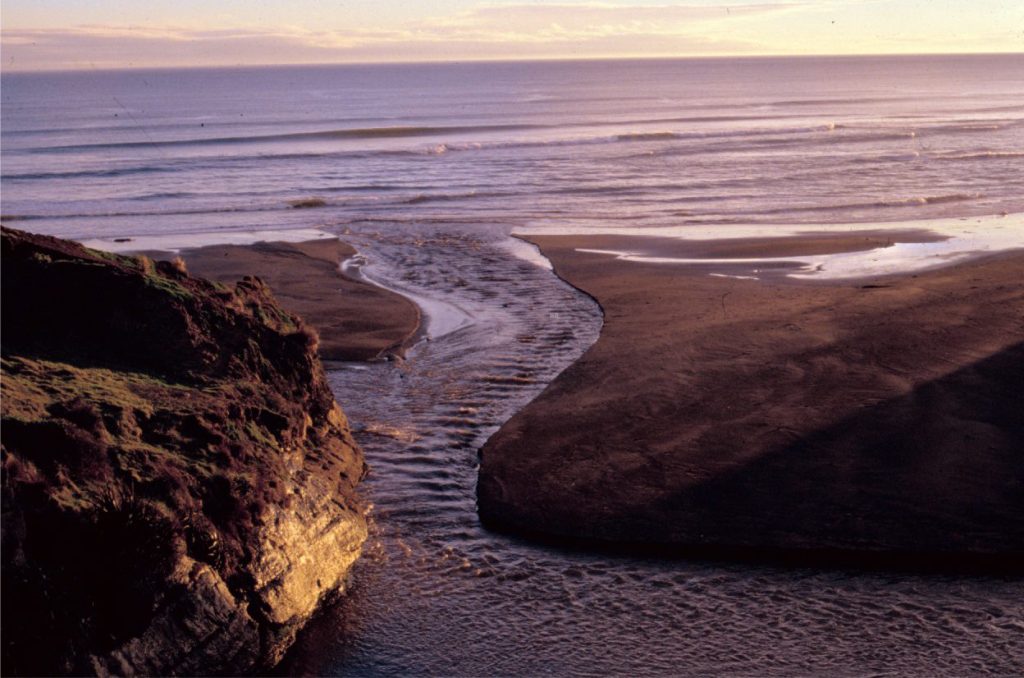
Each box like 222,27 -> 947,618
1,227 -> 368,675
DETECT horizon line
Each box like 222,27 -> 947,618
3,50 -> 1022,76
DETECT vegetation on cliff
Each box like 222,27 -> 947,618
1,227 -> 368,675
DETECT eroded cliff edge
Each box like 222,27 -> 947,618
1,227 -> 368,675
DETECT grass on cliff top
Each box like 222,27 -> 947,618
1,352 -> 300,571
0,355 -> 297,476
0,227 -> 367,674
1,356 -> 175,421
142,271 -> 195,302
89,248 -> 196,302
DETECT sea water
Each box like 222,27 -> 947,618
4,55 -> 1024,239
3,55 -> 1023,675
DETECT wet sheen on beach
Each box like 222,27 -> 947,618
277,223 -> 1023,676
3,55 -> 1023,675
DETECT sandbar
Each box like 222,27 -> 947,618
478,232 -> 1024,567
177,239 -> 420,361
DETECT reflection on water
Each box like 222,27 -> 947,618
279,224 -> 1023,676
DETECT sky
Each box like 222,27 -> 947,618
1,0 -> 1022,71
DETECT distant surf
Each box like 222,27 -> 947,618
4,55 -> 1023,677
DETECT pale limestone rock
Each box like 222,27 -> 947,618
251,482 -> 368,627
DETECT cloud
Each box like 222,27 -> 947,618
0,2 -> 802,70
416,2 -> 799,39
3,0 -> 1017,70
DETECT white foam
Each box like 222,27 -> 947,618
498,236 -> 553,270
709,272 -> 760,281
82,225 -> 478,341
342,254 -> 473,341
524,213 -> 1024,280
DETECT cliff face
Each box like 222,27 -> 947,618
1,227 -> 368,675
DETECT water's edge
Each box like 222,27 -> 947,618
277,225 -> 1023,676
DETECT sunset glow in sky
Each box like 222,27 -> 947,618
2,0 -> 1022,71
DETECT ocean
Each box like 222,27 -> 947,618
3,55 -> 1024,240
3,55 -> 1024,675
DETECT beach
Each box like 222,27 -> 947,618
151,225 -> 1024,565
478,231 -> 1024,564
176,238 -> 420,361
5,54 -> 1024,675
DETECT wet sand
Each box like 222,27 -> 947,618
549,228 -> 946,261
178,239 -> 420,361
478,233 -> 1024,566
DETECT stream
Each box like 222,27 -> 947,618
279,223 -> 1023,676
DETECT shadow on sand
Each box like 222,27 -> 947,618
483,342 -> 1024,574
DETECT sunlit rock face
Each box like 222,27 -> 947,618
0,226 -> 368,676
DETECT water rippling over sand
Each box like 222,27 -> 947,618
5,55 -> 1022,675
279,224 -> 1024,676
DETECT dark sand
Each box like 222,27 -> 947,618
177,239 -> 420,362
478,234 -> 1024,565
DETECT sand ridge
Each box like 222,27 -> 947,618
177,238 -> 421,362
478,233 -> 1024,565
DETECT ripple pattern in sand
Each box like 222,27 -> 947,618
280,224 -> 1024,677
